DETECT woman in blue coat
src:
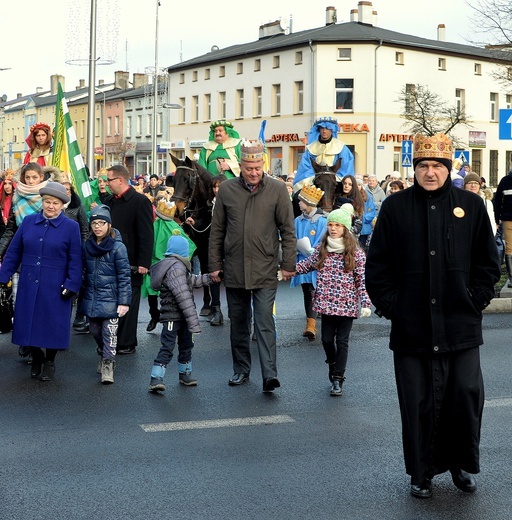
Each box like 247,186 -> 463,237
0,182 -> 82,381
81,205 -> 132,384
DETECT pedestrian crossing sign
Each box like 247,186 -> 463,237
401,140 -> 413,167
455,150 -> 470,164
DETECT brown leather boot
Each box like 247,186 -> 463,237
303,318 -> 316,340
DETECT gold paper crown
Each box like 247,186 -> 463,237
413,133 -> 453,161
298,184 -> 325,206
2,169 -> 15,181
240,139 -> 264,161
155,199 -> 176,221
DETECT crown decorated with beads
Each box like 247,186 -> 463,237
155,198 -> 176,221
29,121 -> 51,134
413,133 -> 453,161
240,139 -> 265,161
298,184 -> 325,206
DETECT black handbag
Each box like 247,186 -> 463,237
0,284 -> 13,333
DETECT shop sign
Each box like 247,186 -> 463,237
338,123 -> 370,132
379,134 -> 414,142
269,134 -> 301,142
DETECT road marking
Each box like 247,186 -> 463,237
140,414 -> 295,433
484,398 -> 512,408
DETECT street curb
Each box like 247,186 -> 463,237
484,298 -> 512,314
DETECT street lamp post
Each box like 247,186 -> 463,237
151,0 -> 161,177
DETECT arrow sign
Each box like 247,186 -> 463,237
499,109 -> 512,139
401,140 -> 413,167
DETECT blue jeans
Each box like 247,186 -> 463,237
226,287 -> 277,380
321,314 -> 354,377
153,320 -> 194,366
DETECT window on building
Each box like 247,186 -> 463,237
146,114 -> 152,136
80,120 -> 85,139
237,62 -> 243,74
205,68 -> 210,80
506,94 -> 512,109
179,98 -> 185,124
490,93 -> 498,121
455,88 -> 465,117
114,115 -> 119,135
474,63 -> 482,75
438,57 -> 446,71
335,79 -> 354,112
219,92 -> 226,119
192,71 -> 198,82
254,87 -> 262,117
337,48 -> 351,60
219,65 -> 225,77
126,116 -> 132,137
179,73 -> 185,84
405,83 -> 416,114
136,115 -> 142,136
254,59 -> 261,72
395,52 -> 404,65
295,51 -> 303,65
294,81 -> 304,114
204,94 -> 211,121
107,116 -> 112,136
236,89 -> 244,118
273,55 -> 280,68
192,95 -> 199,122
272,84 -> 281,116
95,117 -> 101,138
157,113 -> 163,135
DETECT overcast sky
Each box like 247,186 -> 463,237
1,0 -> 476,100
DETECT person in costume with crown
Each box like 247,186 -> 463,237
293,117 -> 354,192
291,184 -> 327,341
366,133 -> 501,499
198,120 -> 242,178
23,122 -> 53,167
209,139 -> 296,393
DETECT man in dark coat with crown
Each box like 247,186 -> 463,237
365,133 -> 500,499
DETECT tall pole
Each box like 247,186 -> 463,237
151,1 -> 161,177
87,0 -> 98,178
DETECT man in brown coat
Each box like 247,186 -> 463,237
209,140 -> 296,392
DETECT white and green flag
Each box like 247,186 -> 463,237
52,82 -> 94,211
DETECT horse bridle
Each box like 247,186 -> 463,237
173,165 -> 197,208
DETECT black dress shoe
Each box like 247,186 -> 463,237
146,318 -> 158,332
450,469 -> 477,493
262,377 -> 280,392
117,347 -> 136,355
410,479 -> 432,499
228,373 -> 249,386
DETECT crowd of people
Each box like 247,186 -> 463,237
0,119 -> 508,501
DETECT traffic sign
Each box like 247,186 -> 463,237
499,109 -> 512,139
455,149 -> 470,164
401,140 -> 413,167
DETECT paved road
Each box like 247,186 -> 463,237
0,282 -> 510,519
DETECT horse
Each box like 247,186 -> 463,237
170,154 -> 217,315
292,158 -> 343,217
311,157 -> 343,213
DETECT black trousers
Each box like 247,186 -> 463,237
393,348 -> 484,485
226,287 -> 277,380
117,285 -> 141,349
321,314 -> 353,377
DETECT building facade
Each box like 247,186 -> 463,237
166,1 -> 512,185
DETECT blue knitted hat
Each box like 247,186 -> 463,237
165,235 -> 189,258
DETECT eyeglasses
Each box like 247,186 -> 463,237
466,182 -> 480,186
106,177 -> 120,183
91,220 -> 108,227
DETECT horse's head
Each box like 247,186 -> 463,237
170,154 -> 197,217
312,158 -> 342,212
